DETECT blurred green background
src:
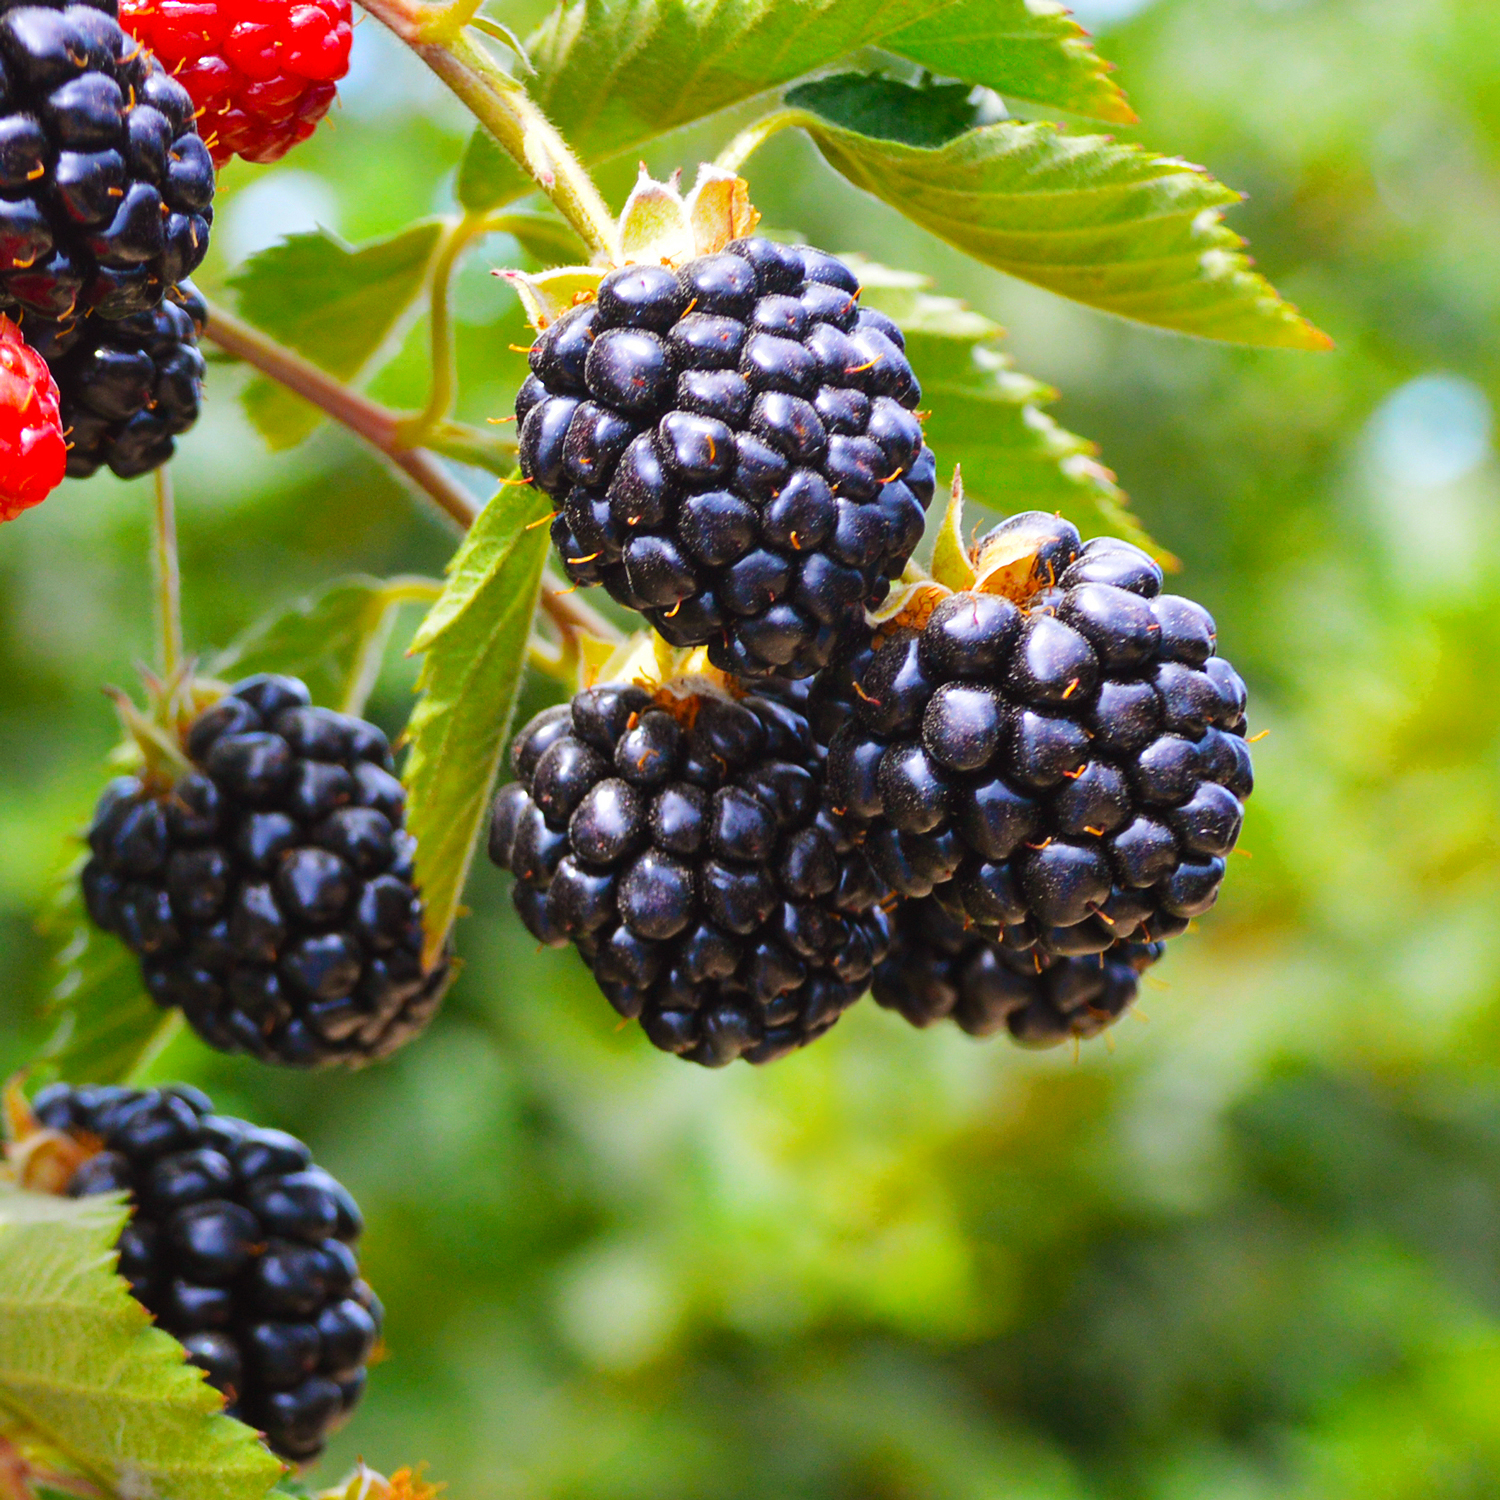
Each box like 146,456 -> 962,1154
6,0 -> 1500,1494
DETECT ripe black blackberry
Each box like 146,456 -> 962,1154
0,0 -> 214,323
872,893 -> 1164,1047
517,239 -> 935,680
82,673 -> 450,1066
22,1082 -> 379,1463
490,678 -> 890,1065
26,278 -> 206,476
819,513 -> 1254,957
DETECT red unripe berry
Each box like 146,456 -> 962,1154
122,0 -> 352,167
0,317 -> 67,524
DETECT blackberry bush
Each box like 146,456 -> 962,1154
81,673 -> 450,1067
872,893 -> 1164,1048
0,0 -> 214,322
121,0 -> 353,166
11,1082 -> 379,1462
0,309 -> 65,517
26,278 -> 206,477
490,672 -> 890,1065
518,236 -> 936,680
0,0 -> 1331,1489
817,510 -> 1253,959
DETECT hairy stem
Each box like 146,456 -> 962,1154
353,0 -> 616,260
151,467 -> 183,682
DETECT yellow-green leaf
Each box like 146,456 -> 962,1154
881,0 -> 1134,124
802,109 -> 1331,349
0,1183 -> 284,1500
405,487 -> 552,966
229,224 -> 444,449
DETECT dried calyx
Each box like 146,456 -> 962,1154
2,1078 -> 98,1195
498,164 -> 761,327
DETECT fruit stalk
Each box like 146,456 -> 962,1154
395,214 -> 490,449
151,468 -> 183,682
353,0 -> 617,259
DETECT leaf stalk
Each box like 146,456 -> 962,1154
714,109 -> 812,175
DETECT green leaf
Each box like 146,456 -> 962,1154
39,875 -> 180,1088
795,97 -> 1331,349
785,74 -> 984,148
880,0 -> 1135,124
404,487 -> 551,966
525,0 -> 1119,169
229,223 -> 445,449
456,126 -> 529,215
0,1183 -> 284,1500
208,575 -> 443,715
852,258 -> 1163,551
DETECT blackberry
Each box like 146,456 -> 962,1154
0,309 -> 65,517
872,893 -> 1163,1048
0,0 -> 214,323
21,1082 -> 379,1462
517,239 -> 935,680
490,677 -> 890,1065
121,0 -> 351,167
26,278 -> 205,477
817,514 -> 1253,957
81,673 -> 450,1066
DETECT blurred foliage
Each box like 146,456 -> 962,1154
3,0 -> 1500,1495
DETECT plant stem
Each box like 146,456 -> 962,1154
353,0 -> 617,260
535,572 -> 622,646
151,467 -> 183,681
202,302 -> 514,505
206,302 -> 402,449
424,420 -> 518,477
389,446 -> 480,527
397,213 -> 490,449
201,301 -> 622,646
714,109 -> 811,174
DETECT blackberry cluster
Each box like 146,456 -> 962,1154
121,0 -> 352,167
31,1082 -> 379,1462
82,673 -> 450,1067
518,238 -> 936,679
817,515 -> 1253,957
0,1 -> 214,322
872,894 -> 1163,1048
491,681 -> 890,1065
26,278 -> 205,476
